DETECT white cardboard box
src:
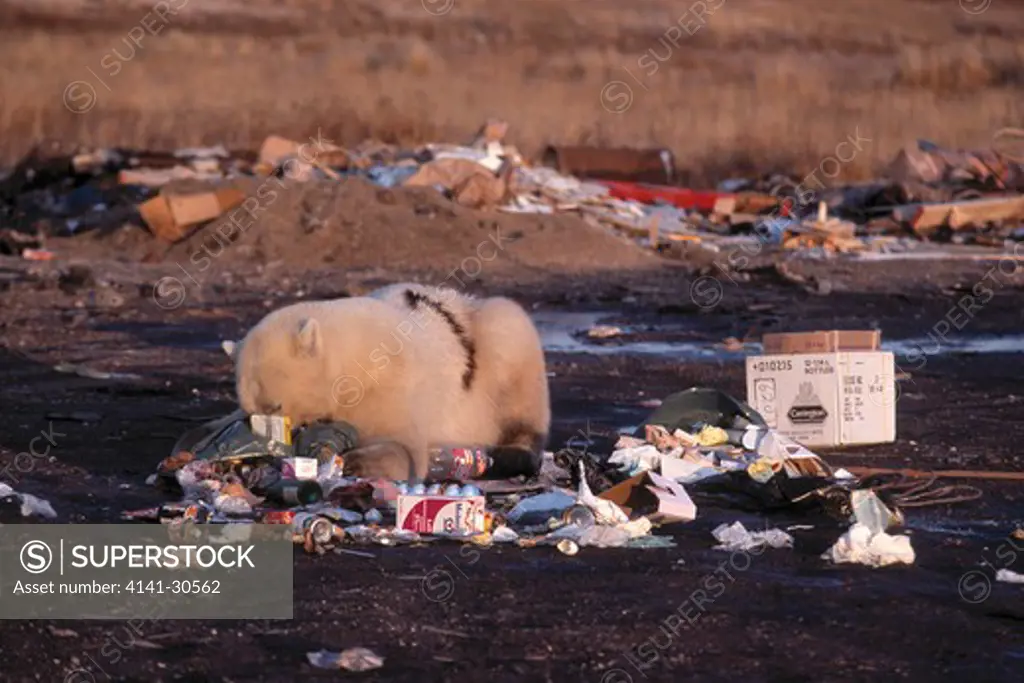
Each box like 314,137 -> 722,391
745,351 -> 896,447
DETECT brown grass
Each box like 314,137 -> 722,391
2,0 -> 1023,184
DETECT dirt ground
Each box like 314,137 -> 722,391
1,241 -> 1023,682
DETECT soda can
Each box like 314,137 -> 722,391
426,483 -> 443,495
292,512 -> 335,545
442,484 -> 462,497
410,483 -> 426,495
395,482 -> 410,495
460,484 -> 481,497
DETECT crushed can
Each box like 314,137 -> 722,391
292,512 -> 335,545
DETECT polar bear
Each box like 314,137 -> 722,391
223,284 -> 550,480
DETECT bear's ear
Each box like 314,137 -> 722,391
295,318 -> 322,357
222,340 -> 239,360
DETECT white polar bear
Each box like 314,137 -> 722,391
224,283 -> 550,480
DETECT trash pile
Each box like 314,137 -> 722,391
127,386 -> 982,569
3,123 -> 1023,259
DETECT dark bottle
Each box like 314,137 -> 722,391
264,478 -> 323,506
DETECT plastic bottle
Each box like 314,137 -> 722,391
425,446 -> 544,482
426,446 -> 493,482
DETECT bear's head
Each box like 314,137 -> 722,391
227,312 -> 326,424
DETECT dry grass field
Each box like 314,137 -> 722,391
2,0 -> 1023,184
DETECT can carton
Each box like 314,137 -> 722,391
746,340 -> 896,447
396,495 -> 486,536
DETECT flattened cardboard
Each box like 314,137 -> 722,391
138,195 -> 181,242
167,192 -> 223,226
139,188 -> 246,243
762,330 -> 880,355
598,470 -> 696,523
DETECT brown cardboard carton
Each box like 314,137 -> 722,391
761,330 -> 880,355
138,188 -> 246,243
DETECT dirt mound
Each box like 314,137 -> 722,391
56,176 -> 661,276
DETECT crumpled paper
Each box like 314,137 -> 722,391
608,444 -> 666,476
712,521 -> 794,551
307,647 -> 384,671
996,569 -> 1024,584
575,461 -> 628,525
822,523 -> 915,567
0,483 -> 57,519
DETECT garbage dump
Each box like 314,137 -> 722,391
3,123 -> 1024,261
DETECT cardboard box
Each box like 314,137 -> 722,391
746,350 -> 896,447
397,495 -> 486,536
598,470 -> 696,523
138,188 -> 246,243
761,330 -> 880,355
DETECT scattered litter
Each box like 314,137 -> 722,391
575,462 -> 630,526
996,569 -> 1024,584
822,523 -> 915,567
504,490 -> 575,525
126,381 -> 973,574
851,489 -> 903,534
47,626 -> 79,638
307,648 -> 384,672
22,248 -> 55,261
587,325 -> 623,339
711,522 -> 794,552
0,483 -> 57,519
4,127 -> 1024,261
598,470 -> 696,523
54,363 -> 143,382
608,444 -> 663,476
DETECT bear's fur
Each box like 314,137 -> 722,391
225,284 -> 550,480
